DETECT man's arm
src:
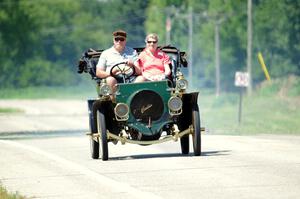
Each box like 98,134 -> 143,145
96,68 -> 110,78
128,48 -> 142,75
96,52 -> 110,78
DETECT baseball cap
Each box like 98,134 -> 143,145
112,29 -> 127,38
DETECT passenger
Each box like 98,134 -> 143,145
134,33 -> 171,82
96,29 -> 141,90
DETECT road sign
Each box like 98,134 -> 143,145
235,72 -> 249,87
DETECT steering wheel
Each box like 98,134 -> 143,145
110,62 -> 135,83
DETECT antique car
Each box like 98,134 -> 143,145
77,45 -> 204,161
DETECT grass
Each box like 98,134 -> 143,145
0,107 -> 24,114
199,76 -> 300,135
0,84 -> 96,114
0,84 -> 96,99
0,76 -> 299,135
0,184 -> 28,199
200,93 -> 300,135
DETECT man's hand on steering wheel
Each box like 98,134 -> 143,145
126,60 -> 134,67
110,62 -> 136,83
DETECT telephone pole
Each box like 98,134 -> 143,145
165,6 -> 194,88
188,7 -> 193,87
202,12 -> 227,97
165,6 -> 231,95
247,0 -> 253,95
166,13 -> 171,45
215,21 -> 220,97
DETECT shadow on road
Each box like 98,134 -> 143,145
109,150 -> 231,161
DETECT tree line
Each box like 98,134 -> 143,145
0,0 -> 299,91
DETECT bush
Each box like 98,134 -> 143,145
0,58 -> 78,89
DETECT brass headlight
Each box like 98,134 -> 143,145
176,79 -> 188,90
99,84 -> 112,96
114,103 -> 129,121
168,96 -> 182,115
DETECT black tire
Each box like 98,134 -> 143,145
180,135 -> 189,154
192,105 -> 201,156
97,110 -> 108,161
89,109 -> 99,159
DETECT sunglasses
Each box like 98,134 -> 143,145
147,40 -> 157,44
114,37 -> 125,42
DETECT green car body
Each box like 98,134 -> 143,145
116,80 -> 172,135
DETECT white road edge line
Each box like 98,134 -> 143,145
0,140 -> 162,199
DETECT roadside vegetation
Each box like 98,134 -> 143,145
0,184 -> 28,199
200,75 -> 300,135
0,83 -> 95,100
0,1 -> 299,91
0,107 -> 23,114
0,76 -> 299,135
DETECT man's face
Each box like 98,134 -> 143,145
113,37 -> 126,51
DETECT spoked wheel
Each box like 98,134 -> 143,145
97,110 -> 108,161
89,107 -> 99,159
192,105 -> 201,156
180,135 -> 189,154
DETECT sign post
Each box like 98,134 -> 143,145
235,72 -> 249,124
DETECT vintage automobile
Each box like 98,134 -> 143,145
77,45 -> 204,161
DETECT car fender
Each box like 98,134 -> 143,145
177,92 -> 199,130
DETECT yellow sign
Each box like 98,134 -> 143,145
258,52 -> 271,80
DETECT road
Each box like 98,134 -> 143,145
0,100 -> 300,199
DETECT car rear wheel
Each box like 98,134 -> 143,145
192,105 -> 201,156
97,110 -> 108,161
180,135 -> 189,154
89,110 -> 99,159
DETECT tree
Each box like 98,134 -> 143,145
253,0 -> 299,82
0,0 -> 149,88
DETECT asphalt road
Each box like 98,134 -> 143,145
1,133 -> 300,199
0,100 -> 299,199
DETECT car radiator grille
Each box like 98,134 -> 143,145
130,90 -> 164,123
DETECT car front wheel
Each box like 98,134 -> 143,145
192,105 -> 201,156
89,109 -> 99,159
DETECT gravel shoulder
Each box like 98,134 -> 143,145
0,99 -> 89,133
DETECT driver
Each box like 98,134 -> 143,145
96,29 -> 140,91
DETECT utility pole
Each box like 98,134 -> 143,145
166,14 -> 171,45
215,21 -> 220,97
247,0 -> 253,95
201,11 -> 228,97
165,5 -> 176,45
188,7 -> 193,88
164,6 -> 232,94
165,6 -> 195,88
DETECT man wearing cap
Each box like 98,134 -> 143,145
96,29 -> 140,90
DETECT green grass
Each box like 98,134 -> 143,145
0,84 -> 96,99
199,76 -> 300,135
0,107 -> 24,114
0,184 -> 28,199
0,76 -> 299,135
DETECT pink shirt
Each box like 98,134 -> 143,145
138,49 -> 171,73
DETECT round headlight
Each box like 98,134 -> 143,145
176,79 -> 188,90
114,103 -> 129,118
168,96 -> 182,112
99,84 -> 111,96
